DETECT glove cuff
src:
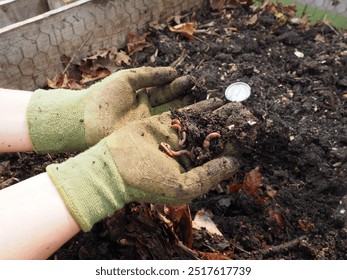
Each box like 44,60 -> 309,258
27,89 -> 87,153
46,140 -> 129,232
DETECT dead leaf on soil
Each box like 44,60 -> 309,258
166,204 -> 193,248
266,185 -> 277,199
314,33 -> 326,43
225,26 -> 239,32
209,0 -> 225,11
228,167 -> 263,195
114,50 -> 131,66
47,73 -> 83,90
149,21 -> 167,31
168,22 -> 196,40
193,209 -> 223,236
127,31 -> 152,55
246,14 -> 258,26
256,2 -> 296,19
80,68 -> 111,84
82,47 -> 127,73
298,218 -> 315,233
86,48 -> 112,60
268,208 -> 286,229
230,0 -> 253,7
198,251 -> 230,260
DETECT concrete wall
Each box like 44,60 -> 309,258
0,0 -> 50,28
0,0 -> 206,90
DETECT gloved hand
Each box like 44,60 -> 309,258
46,98 -> 240,232
27,67 -> 194,153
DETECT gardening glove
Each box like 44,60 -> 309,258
46,98 -> 240,232
27,67 -> 194,153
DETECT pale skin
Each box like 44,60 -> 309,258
0,89 -> 81,260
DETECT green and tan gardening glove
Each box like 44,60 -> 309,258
46,98 -> 240,232
27,67 -> 194,153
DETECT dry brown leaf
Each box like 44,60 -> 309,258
66,79 -> 84,90
210,0 -> 225,11
314,33 -> 326,43
193,209 -> 223,236
168,22 -> 196,40
246,14 -> 258,26
81,47 -> 123,74
149,21 -> 166,31
298,218 -> 315,233
231,0 -> 253,7
282,4 -> 297,18
80,68 -> 111,84
198,251 -> 230,260
127,32 -> 152,55
86,48 -> 111,60
243,167 -> 263,195
166,205 -> 193,248
47,74 -> 65,89
256,2 -> 296,19
266,185 -> 277,198
166,205 -> 190,222
114,50 -> 131,66
228,181 -> 243,193
229,167 -> 263,195
226,26 -> 239,32
47,74 -> 83,90
263,2 -> 278,14
268,208 -> 286,229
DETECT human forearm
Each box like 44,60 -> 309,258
0,89 -> 34,152
0,173 -> 80,259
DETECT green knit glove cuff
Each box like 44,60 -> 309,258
46,140 -> 131,232
27,89 -> 87,153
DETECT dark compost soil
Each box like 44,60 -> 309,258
1,2 -> 346,259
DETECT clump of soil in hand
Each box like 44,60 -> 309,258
170,101 -> 258,166
170,108 -> 230,166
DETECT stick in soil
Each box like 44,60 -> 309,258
253,235 -> 308,257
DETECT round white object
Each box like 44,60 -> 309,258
225,82 -> 251,102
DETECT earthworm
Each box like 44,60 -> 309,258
171,118 -> 188,146
171,119 -> 181,126
171,123 -> 181,131
171,119 -> 181,131
203,132 -> 221,151
159,142 -> 191,157
178,131 -> 187,146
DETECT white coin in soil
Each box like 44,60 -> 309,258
225,82 -> 251,102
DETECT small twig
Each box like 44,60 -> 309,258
323,21 -> 339,35
63,32 -> 92,74
170,49 -> 187,67
176,241 -> 199,259
194,35 -> 210,52
234,244 -> 251,255
196,59 -> 205,70
253,235 -> 307,257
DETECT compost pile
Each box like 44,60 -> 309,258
1,0 -> 346,259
